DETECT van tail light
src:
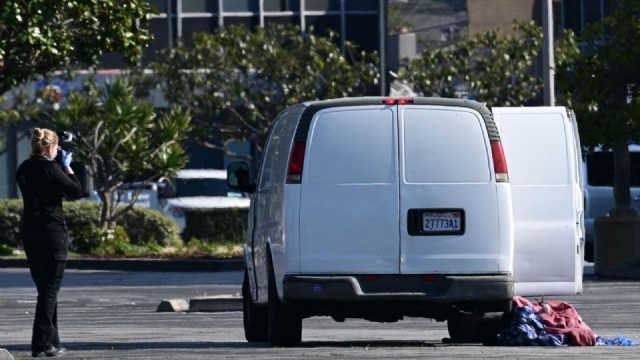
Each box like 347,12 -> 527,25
490,140 -> 509,183
286,141 -> 306,183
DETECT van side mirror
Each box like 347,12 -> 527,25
228,161 -> 256,193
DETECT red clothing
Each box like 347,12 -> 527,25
513,296 -> 596,346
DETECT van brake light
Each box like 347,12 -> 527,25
286,142 -> 306,183
490,140 -> 509,182
381,98 -> 414,105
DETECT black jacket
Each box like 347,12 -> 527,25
15,157 -> 82,232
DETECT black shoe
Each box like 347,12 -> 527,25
32,346 -> 67,357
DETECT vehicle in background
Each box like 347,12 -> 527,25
162,169 -> 250,231
82,182 -> 169,213
582,145 -> 640,262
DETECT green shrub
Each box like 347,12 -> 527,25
0,200 -> 22,247
182,208 -> 248,243
0,243 -> 13,256
0,199 -> 182,249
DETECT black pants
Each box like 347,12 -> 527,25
21,225 -> 68,353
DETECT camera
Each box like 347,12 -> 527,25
54,131 -> 74,167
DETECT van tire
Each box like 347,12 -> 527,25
267,258 -> 302,347
447,309 -> 507,344
447,310 -> 482,343
585,242 -> 594,263
242,269 -> 268,342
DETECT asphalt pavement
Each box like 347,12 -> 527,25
2,265 -> 640,359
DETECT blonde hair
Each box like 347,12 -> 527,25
30,128 -> 58,158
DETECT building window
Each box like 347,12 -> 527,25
583,0 -> 602,25
345,0 -> 377,12
264,0 -> 300,12
264,15 -> 300,26
224,16 -> 260,29
222,0 -> 258,12
147,0 -> 168,13
305,0 -> 341,12
182,0 -> 218,13
345,14 -> 378,53
183,18 -> 218,44
143,18 -> 172,64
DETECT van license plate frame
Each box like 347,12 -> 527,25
420,210 -> 465,235
407,208 -> 467,236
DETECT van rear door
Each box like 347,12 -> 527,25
298,105 -> 401,274
398,105 -> 504,274
493,107 -> 583,296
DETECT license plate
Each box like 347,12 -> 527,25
422,212 -> 462,232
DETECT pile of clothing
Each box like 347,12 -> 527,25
497,296 -> 637,346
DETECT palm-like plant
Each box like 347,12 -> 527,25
50,77 -> 191,229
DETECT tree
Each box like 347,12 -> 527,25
0,0 -> 157,94
152,24 -> 379,161
47,77 -> 191,229
388,1 -> 414,34
557,1 -> 640,216
399,21 -> 579,107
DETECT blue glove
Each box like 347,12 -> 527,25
61,149 -> 73,168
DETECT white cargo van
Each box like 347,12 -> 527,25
492,107 -> 584,296
228,98 -> 583,346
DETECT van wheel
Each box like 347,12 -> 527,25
447,310 -> 482,343
242,269 -> 268,342
447,310 -> 507,345
585,242 -> 594,263
267,259 -> 302,347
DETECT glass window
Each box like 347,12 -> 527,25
223,16 -> 259,29
222,0 -> 258,12
182,0 -> 218,12
562,0 -> 581,33
345,14 -> 378,53
305,0 -> 340,11
307,108 -> 396,184
583,0 -> 602,25
143,18 -> 173,64
182,18 -> 218,44
264,15 -> 300,26
173,177 -> 240,197
264,0 -> 300,12
345,0 -> 377,11
587,152 -> 640,187
403,109 -> 491,184
305,15 -> 340,38
147,0 -> 168,13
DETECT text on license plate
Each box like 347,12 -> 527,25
422,212 -> 462,232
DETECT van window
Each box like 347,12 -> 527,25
259,107 -> 304,190
587,152 -> 640,186
173,178 -> 239,197
499,113 -> 568,186
306,108 -> 395,184
402,108 -> 490,183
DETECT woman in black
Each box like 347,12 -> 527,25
15,128 -> 82,358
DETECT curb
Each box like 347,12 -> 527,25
0,258 -> 244,272
157,295 -> 242,313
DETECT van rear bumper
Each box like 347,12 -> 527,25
283,274 -> 513,303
